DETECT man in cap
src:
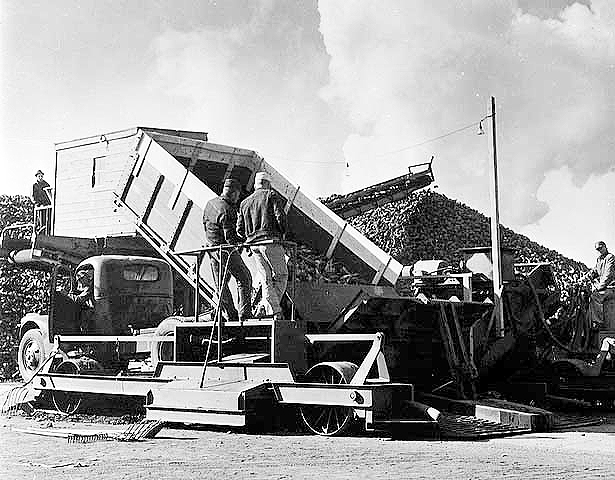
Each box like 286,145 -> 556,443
203,178 -> 252,322
583,241 -> 615,331
237,172 -> 288,320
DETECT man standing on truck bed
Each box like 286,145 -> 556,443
32,169 -> 51,206
237,171 -> 288,320
32,169 -> 52,234
203,178 -> 253,322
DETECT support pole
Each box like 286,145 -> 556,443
194,253 -> 203,323
489,96 -> 505,337
217,246 -> 223,363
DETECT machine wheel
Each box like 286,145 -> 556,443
151,316 -> 183,366
299,362 -> 359,436
51,361 -> 85,415
18,329 -> 46,382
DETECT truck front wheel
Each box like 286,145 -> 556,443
18,329 -> 46,382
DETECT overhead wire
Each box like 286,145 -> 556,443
378,114 -> 494,157
264,113 -> 494,166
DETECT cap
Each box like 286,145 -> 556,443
595,241 -> 607,250
222,178 -> 241,191
76,268 -> 92,279
35,170 -> 44,176
254,172 -> 271,188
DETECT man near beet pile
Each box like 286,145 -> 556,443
237,172 -> 288,320
203,178 -> 253,322
583,241 -> 615,331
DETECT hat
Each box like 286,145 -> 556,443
254,171 -> 271,188
76,268 -> 92,279
596,241 -> 607,249
222,178 -> 241,191
35,170 -> 44,176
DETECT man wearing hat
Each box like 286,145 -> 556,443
583,241 -> 615,330
32,170 -> 52,233
237,172 -> 288,320
203,178 -> 253,322
32,170 -> 51,206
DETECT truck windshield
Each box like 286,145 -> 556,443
122,265 -> 160,281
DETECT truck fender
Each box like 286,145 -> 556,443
19,313 -> 50,341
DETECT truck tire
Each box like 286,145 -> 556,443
18,329 -> 46,382
151,317 -> 183,366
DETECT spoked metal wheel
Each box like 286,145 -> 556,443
51,361 -> 84,415
299,361 -> 358,436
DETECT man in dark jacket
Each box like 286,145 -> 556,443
237,172 -> 288,320
68,267 -> 95,333
32,170 -> 52,233
32,170 -> 51,206
203,178 -> 252,322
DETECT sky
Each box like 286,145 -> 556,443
1,0 -> 613,266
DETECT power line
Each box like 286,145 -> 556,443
266,154 -> 347,166
266,114 -> 492,165
377,120 -> 486,157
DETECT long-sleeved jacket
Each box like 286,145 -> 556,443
237,188 -> 287,243
203,196 -> 242,246
32,179 -> 51,206
588,252 -> 615,291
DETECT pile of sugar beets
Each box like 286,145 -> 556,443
0,190 -> 588,380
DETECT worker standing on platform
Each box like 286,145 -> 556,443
583,241 -> 615,330
32,170 -> 51,206
32,169 -> 52,233
237,171 -> 288,320
203,178 -> 253,322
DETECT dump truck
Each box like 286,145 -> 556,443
5,125 -> 612,437
15,254 -> 174,382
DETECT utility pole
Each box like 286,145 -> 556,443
489,96 -> 505,337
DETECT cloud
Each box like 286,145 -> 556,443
520,167 -> 615,266
317,0 -> 615,235
146,1 -> 349,196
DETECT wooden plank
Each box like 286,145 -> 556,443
170,200 -> 193,250
142,175 -> 165,224
168,148 -> 199,210
55,128 -> 139,152
325,222 -> 346,260
284,185 -> 300,215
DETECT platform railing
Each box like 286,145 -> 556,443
175,240 -> 297,366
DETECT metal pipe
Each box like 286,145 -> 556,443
217,245 -> 223,363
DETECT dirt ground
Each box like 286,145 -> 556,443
1,397 -> 615,480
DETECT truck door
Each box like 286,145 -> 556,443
48,264 -> 81,342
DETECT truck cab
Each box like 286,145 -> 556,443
18,255 -> 173,380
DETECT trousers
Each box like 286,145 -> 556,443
252,243 -> 288,316
209,249 -> 252,321
589,287 -> 615,330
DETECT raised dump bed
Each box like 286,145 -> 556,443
46,127 -> 408,312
